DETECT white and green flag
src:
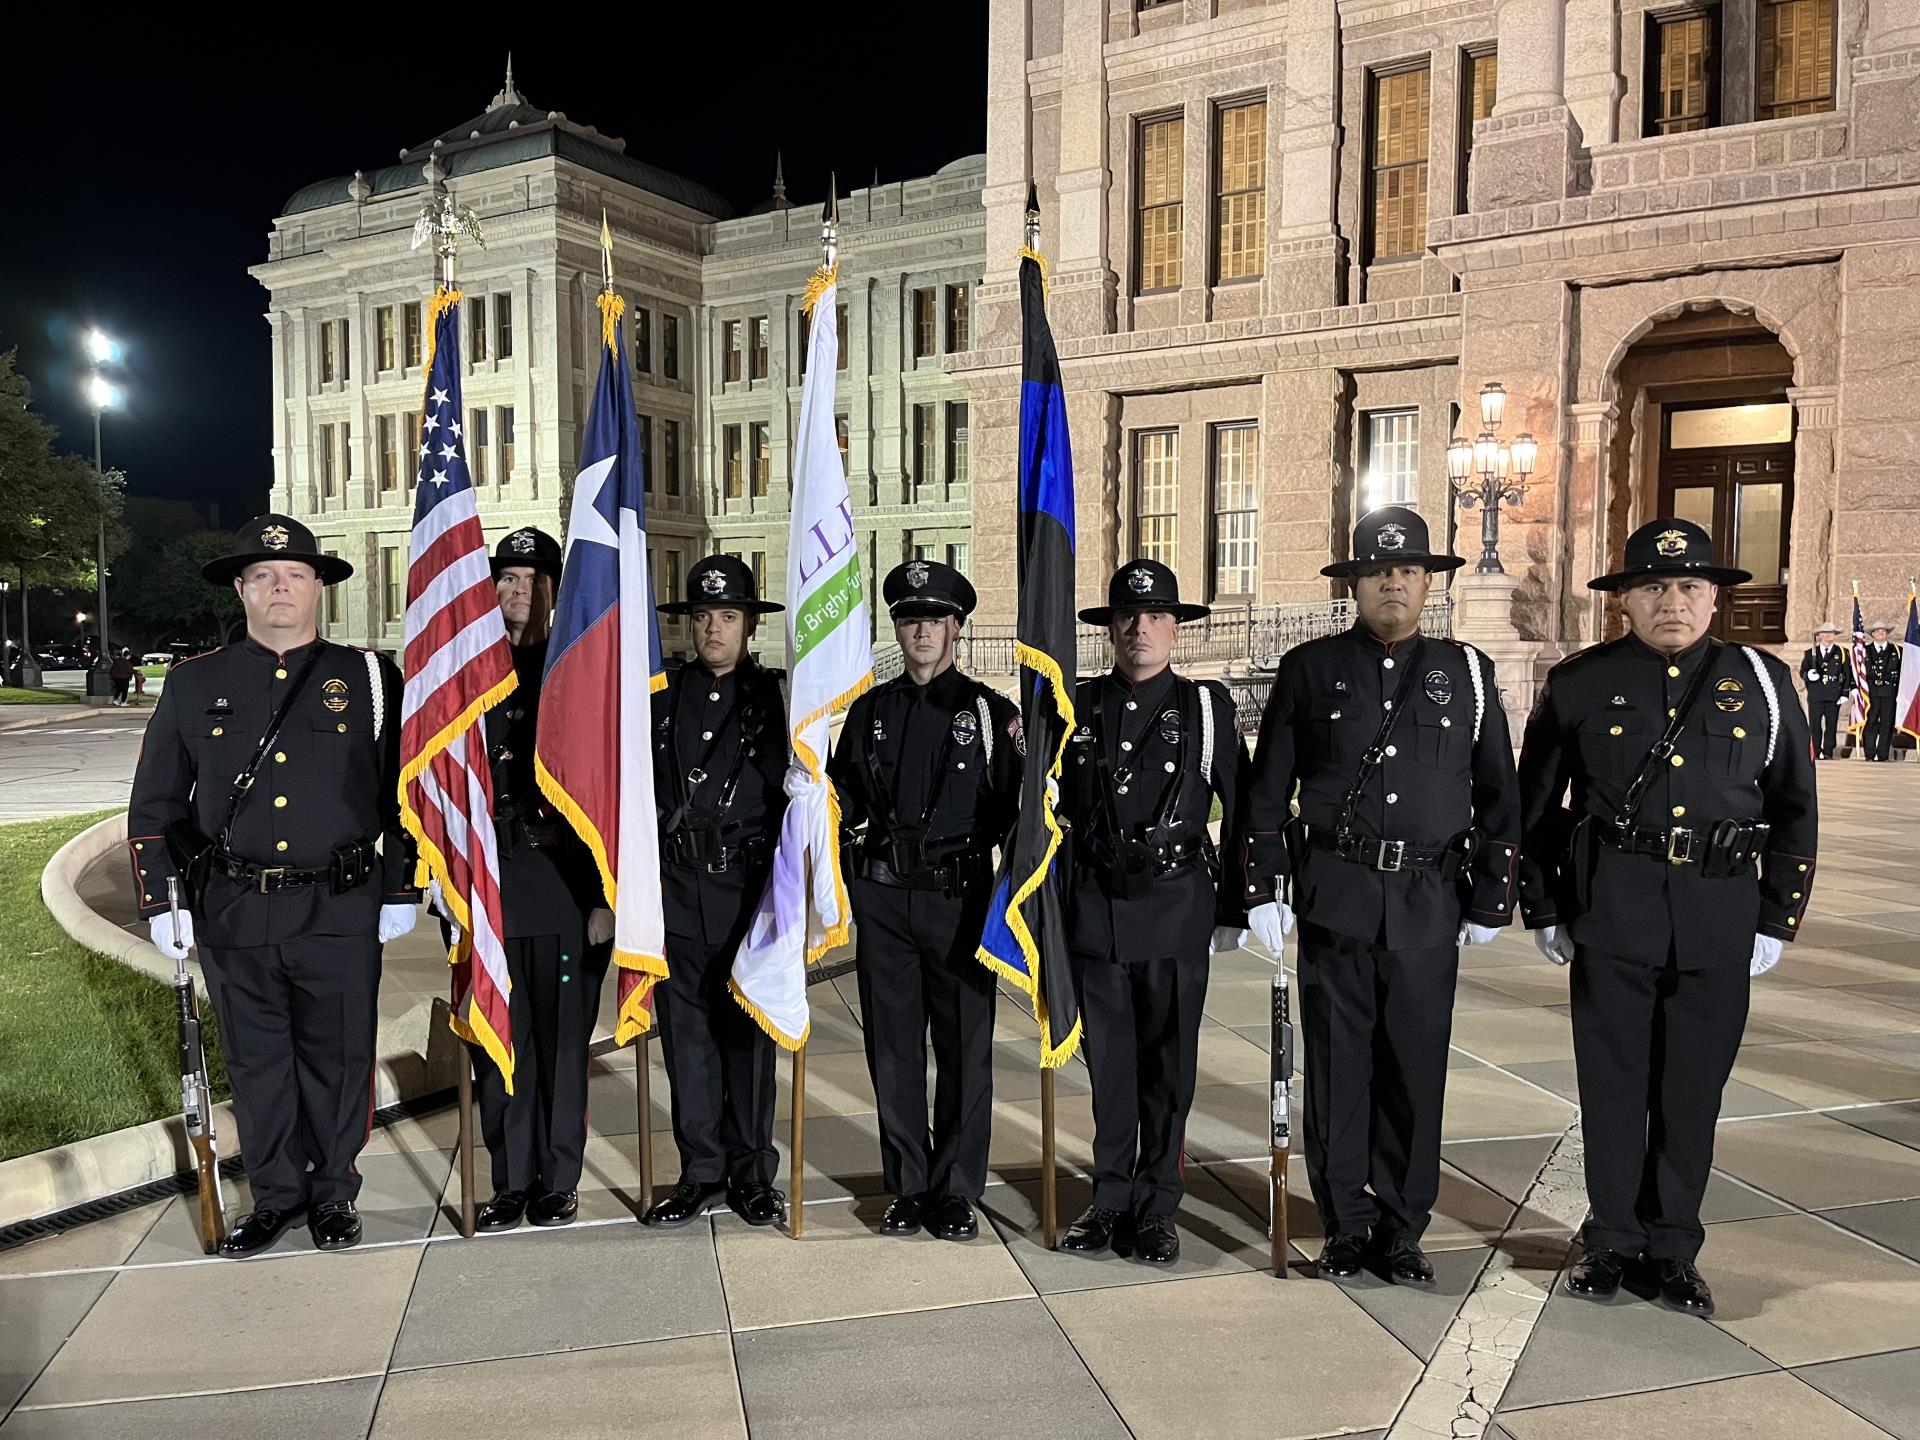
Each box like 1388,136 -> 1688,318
728,262 -> 871,1049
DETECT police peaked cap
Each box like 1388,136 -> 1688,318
883,559 -> 977,620
1079,558 -> 1210,624
1589,518 -> 1751,591
658,554 -> 784,615
202,513 -> 353,585
491,527 -> 563,584
1321,506 -> 1464,579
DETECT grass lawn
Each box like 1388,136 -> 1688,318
0,686 -> 79,706
137,664 -> 167,679
0,810 -> 227,1164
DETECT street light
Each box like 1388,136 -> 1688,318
86,329 -> 118,365
1448,380 -> 1537,575
83,331 -> 123,681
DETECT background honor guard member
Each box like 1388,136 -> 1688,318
1518,517 -> 1817,1318
1242,507 -> 1521,1287
1863,622 -> 1903,761
644,556 -> 790,1229
450,529 -> 615,1232
1799,624 -> 1850,760
129,515 -> 420,1258
830,560 -> 1022,1241
1057,560 -> 1249,1266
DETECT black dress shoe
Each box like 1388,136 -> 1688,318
475,1190 -> 528,1233
727,1180 -> 786,1227
927,1194 -> 979,1242
1318,1230 -> 1370,1279
1565,1247 -> 1634,1299
1060,1205 -> 1127,1255
881,1194 -> 925,1236
1654,1257 -> 1716,1317
310,1201 -> 362,1252
643,1180 -> 725,1228
217,1206 -> 301,1258
528,1190 -> 579,1228
1133,1214 -> 1180,1265
1383,1236 -> 1435,1286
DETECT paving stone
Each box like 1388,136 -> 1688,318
1702,1213 -> 1920,1367
1709,1112 -> 1920,1210
1835,1100 -> 1920,1152
0,1272 -> 113,1413
1794,1347 -> 1920,1440
1820,1197 -> 1920,1262
1330,1242 -> 1492,1361
1499,1370 -> 1893,1439
0,1207 -> 160,1278
1,1378 -> 380,1439
1442,1135 -> 1562,1206
1440,1069 -> 1578,1143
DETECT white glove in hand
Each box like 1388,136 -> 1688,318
426,877 -> 449,919
1535,925 -> 1574,966
149,912 -> 194,960
1210,927 -> 1249,955
1248,900 -> 1295,955
378,903 -> 419,943
1458,922 -> 1501,947
1750,934 -> 1784,977
588,908 -> 616,946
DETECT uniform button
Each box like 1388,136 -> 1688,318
1387,792 -> 1399,804
1497,902 -> 1507,910
1668,708 -> 1676,718
1383,658 -> 1395,669
1331,711 -> 1342,720
702,730 -> 714,741
1792,890 -> 1802,900
1164,761 -> 1176,773
1383,700 -> 1394,710
139,867 -> 148,876
1788,916 -> 1797,926
1798,863 -> 1808,873
1667,665 -> 1680,678
1441,717 -> 1452,728
338,723 -> 347,733
135,843 -> 144,851
709,691 -> 720,702
1121,741 -> 1133,752
276,841 -> 289,852
1670,754 -> 1684,767
212,726 -> 224,737
1125,701 -> 1138,712
1733,726 -> 1746,739
274,796 -> 287,808
957,762 -> 967,770
1117,785 -> 1130,795
276,667 -> 288,680
1609,725 -> 1622,736
1503,848 -> 1512,857
275,752 -> 286,763
143,892 -> 152,901
1385,744 -> 1397,757
1672,806 -> 1686,818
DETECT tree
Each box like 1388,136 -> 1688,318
115,502 -> 241,644
0,349 -> 125,593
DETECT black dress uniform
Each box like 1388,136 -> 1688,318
127,516 -> 417,1252
1058,562 -> 1249,1259
647,556 -> 790,1225
1863,635 -> 1902,761
1242,508 -> 1521,1275
1518,519 -> 1818,1307
468,530 -> 611,1230
1798,631 -> 1849,760
829,561 -> 1022,1238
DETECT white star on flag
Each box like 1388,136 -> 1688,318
439,442 -> 458,462
431,468 -> 452,486
419,441 -> 431,460
565,455 -> 620,552
423,411 -> 442,434
430,387 -> 451,408
451,419 -> 463,441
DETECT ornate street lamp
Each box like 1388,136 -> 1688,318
1448,381 -> 1536,574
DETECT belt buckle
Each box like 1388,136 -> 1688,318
703,854 -> 733,874
1666,827 -> 1696,866
1375,839 -> 1406,873
256,866 -> 285,893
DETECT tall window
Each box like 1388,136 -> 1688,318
498,406 -> 515,481
1758,0 -> 1835,118
913,289 -> 936,359
319,424 -> 337,498
340,420 -> 351,492
324,555 -> 342,625
663,314 -> 680,380
751,551 -> 766,599
1214,99 -> 1267,283
320,322 -> 339,385
835,415 -> 850,471
469,409 -> 489,486
912,405 -> 935,490
404,303 -> 423,368
468,297 -> 488,363
638,413 -> 654,492
402,409 -> 421,476
1211,423 -> 1260,599
664,550 -> 683,617
377,307 -> 396,371
1137,115 -> 1185,292
751,422 -> 771,497
1133,430 -> 1180,565
836,304 -> 849,372
495,294 -> 514,359
382,546 -> 403,624
1364,410 -> 1420,511
723,320 -> 742,383
945,285 -> 971,352
724,424 -> 743,499
750,316 -> 769,379
946,541 -> 970,575
635,308 -> 651,373
946,402 -> 970,487
378,414 -> 398,492
1369,67 -> 1431,263
1460,49 -> 1498,207
663,418 -> 682,495
338,320 -> 350,382
1648,11 -> 1715,134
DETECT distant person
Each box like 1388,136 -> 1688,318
1798,625 -> 1848,760
1863,623 -> 1903,762
109,649 -> 134,706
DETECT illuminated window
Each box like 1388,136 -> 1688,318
1369,68 -> 1431,263
1364,410 -> 1420,511
1212,423 -> 1259,598
1137,115 -> 1185,292
1758,0 -> 1835,118
1214,100 -> 1266,283
1649,11 -> 1715,134
1133,430 -> 1179,565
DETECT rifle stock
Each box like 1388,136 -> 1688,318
1270,959 -> 1294,1278
170,879 -> 226,1254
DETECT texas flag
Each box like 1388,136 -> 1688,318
1898,585 -> 1920,743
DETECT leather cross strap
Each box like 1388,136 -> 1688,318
1611,644 -> 1720,838
1333,648 -> 1423,844
218,642 -> 327,851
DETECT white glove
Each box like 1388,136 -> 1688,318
1210,927 -> 1249,955
1751,934 -> 1784,977
378,903 -> 419,943
426,877 -> 450,919
588,908 -> 616,946
1535,925 -> 1574,966
1248,900 -> 1294,955
149,911 -> 195,960
1458,922 -> 1501,947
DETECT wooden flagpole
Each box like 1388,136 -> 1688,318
635,1034 -> 654,1211
789,1042 -> 808,1237
456,1059 -> 477,1238
1041,1067 -> 1058,1249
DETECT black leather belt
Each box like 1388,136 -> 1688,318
663,833 -> 769,874
1600,820 -> 1767,868
213,840 -> 376,894
856,852 -> 992,894
1082,837 -> 1210,878
1306,827 -> 1454,874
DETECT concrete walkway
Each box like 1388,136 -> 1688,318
3,764 -> 1917,1439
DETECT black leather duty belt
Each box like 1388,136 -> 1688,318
855,853 -> 992,895
1600,819 -> 1770,869
1081,837 -> 1210,878
662,832 -> 769,874
213,840 -> 376,894
1306,828 -> 1456,875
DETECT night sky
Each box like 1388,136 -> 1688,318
2,13 -> 988,526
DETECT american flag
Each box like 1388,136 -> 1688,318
1849,590 -> 1870,735
396,287 -> 518,1091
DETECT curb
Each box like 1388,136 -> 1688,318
10,814 -> 460,1232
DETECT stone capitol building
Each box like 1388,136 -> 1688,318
254,0 -> 1920,696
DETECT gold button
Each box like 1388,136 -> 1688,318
1670,754 -> 1684,767
140,867 -> 148,876
337,723 -> 347,733
1798,864 -> 1808,873
1609,725 -> 1623,736
1788,916 -> 1797,926
276,667 -> 288,679
212,726 -> 224,737
1792,891 -> 1802,900
275,751 -> 287,763
1672,806 -> 1686,818
274,796 -> 287,808
1668,665 -> 1681,678
1733,726 -> 1746,739
143,893 -> 152,901
276,841 -> 289,852
134,843 -> 144,852
1668,708 -> 1676,717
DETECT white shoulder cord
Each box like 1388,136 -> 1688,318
1460,641 -> 1488,744
1740,645 -> 1781,766
1198,682 -> 1216,788
975,693 -> 994,765
365,649 -> 386,743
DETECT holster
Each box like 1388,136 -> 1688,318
1564,812 -> 1598,916
331,840 -> 376,893
1699,819 -> 1771,879
1108,837 -> 1162,900
164,820 -> 214,910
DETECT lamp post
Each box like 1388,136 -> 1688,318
85,331 -> 122,678
1447,381 -> 1537,575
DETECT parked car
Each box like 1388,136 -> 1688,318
140,652 -> 171,666
35,649 -> 86,672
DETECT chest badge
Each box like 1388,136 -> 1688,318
1714,677 -> 1746,713
1071,726 -> 1094,745
322,677 -> 350,714
1423,669 -> 1453,705
871,718 -> 888,744
951,710 -> 978,747
1333,679 -> 1350,694
1158,707 -> 1182,744
1609,694 -> 1629,708
1008,713 -> 1026,758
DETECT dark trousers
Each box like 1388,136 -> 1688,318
111,676 -> 130,702
850,878 -> 998,1200
201,935 -> 382,1212
1077,947 -> 1210,1218
1570,944 -> 1749,1261
1864,692 -> 1897,760
658,924 -> 778,1187
468,930 -> 611,1195
1809,695 -> 1840,757
1296,921 -> 1459,1242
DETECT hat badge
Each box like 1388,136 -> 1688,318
1655,528 -> 1689,558
1376,522 -> 1407,552
1126,566 -> 1155,595
700,567 -> 728,596
509,530 -> 536,554
906,561 -> 930,589
261,524 -> 291,551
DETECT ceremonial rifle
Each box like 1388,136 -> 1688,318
169,878 -> 227,1254
1270,948 -> 1294,1277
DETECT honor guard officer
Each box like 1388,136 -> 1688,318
1799,624 -> 1850,760
456,529 -> 615,1232
643,556 -> 790,1229
1518,518 -> 1817,1317
829,560 -> 1022,1242
1862,622 -> 1903,761
129,515 -> 420,1257
1057,560 -> 1250,1266
1241,507 -> 1522,1287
